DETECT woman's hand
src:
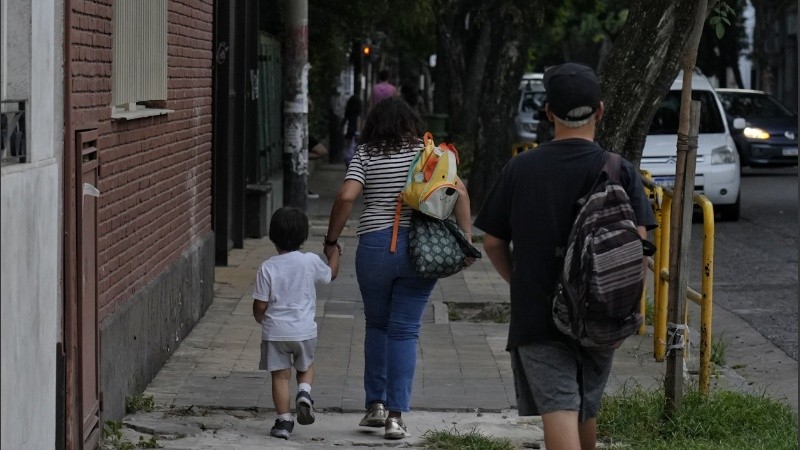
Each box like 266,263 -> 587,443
324,242 -> 342,259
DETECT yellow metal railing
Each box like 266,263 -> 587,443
504,146 -> 717,393
511,141 -> 537,156
641,172 -> 715,394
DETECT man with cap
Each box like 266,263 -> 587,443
474,63 -> 656,450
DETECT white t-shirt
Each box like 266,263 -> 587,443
253,251 -> 332,341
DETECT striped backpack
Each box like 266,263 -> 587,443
551,152 -> 644,348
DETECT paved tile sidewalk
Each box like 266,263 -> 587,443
146,162 -> 797,415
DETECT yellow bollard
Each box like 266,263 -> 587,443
654,194 -> 671,362
698,196 -> 715,395
638,175 -> 716,393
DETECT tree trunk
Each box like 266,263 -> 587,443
434,0 -> 541,209
750,0 -> 792,94
595,0 -> 710,166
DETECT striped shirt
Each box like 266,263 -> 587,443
345,141 -> 421,235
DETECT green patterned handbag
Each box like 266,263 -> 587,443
408,211 -> 482,279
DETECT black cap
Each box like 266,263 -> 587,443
543,63 -> 601,122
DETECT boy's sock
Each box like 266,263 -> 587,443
277,412 -> 292,422
298,383 -> 312,394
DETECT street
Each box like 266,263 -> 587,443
690,166 -> 798,360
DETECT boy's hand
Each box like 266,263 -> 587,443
252,300 -> 268,324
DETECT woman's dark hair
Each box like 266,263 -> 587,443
268,207 -> 309,251
360,97 -> 424,154
378,70 -> 390,82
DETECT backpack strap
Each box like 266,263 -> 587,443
390,193 -> 402,253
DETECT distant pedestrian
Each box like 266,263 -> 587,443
369,69 -> 398,109
474,63 -> 656,450
342,95 -> 362,168
252,207 -> 341,440
400,83 -> 426,115
323,97 -> 475,440
307,135 -> 328,199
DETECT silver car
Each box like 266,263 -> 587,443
514,73 -> 545,143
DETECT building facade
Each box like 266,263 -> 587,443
61,0 -> 215,447
1,0 -> 62,447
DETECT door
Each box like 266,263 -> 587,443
76,128 -> 101,447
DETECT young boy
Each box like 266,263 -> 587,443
252,207 -> 341,440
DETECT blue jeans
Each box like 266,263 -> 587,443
356,227 -> 437,412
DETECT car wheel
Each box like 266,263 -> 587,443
717,194 -> 740,222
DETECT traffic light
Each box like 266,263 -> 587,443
362,44 -> 372,57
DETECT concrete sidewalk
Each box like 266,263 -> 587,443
120,162 -> 797,449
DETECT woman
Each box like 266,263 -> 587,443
323,97 -> 474,440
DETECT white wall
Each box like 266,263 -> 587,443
1,0 -> 60,448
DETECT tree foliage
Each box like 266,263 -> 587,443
528,0 -> 630,71
433,0 -> 547,209
301,0 -> 750,205
306,0 -> 436,136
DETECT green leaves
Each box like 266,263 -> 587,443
708,2 -> 736,39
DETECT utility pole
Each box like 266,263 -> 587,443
282,0 -> 309,210
664,0 -> 708,418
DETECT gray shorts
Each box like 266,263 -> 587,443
510,340 -> 614,422
259,339 -> 317,372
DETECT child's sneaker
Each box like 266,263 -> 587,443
384,417 -> 410,440
359,402 -> 387,427
269,418 -> 294,439
295,391 -> 315,425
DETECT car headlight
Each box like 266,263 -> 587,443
711,146 -> 736,164
743,127 -> 770,139
522,122 -> 537,132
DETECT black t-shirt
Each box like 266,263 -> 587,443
474,139 -> 657,349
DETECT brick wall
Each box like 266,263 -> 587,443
70,0 -> 214,320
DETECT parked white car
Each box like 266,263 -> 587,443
513,73 -> 545,143
640,71 -> 741,221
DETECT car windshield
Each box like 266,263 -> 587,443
519,91 -> 546,113
649,90 -> 725,135
717,92 -> 795,118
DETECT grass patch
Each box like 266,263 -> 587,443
710,332 -> 728,366
448,307 -> 464,321
422,427 -> 517,450
102,421 -> 134,450
102,420 -> 163,449
126,394 -> 155,414
644,298 -> 654,326
598,384 -> 797,449
445,302 -> 510,323
136,436 -> 163,449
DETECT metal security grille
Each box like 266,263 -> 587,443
111,1 -> 168,108
1,100 -> 27,166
